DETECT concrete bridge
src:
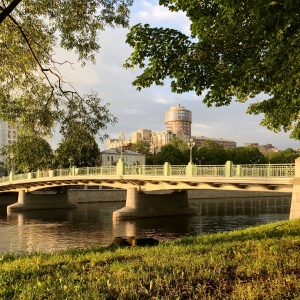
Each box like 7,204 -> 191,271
1,158 -> 299,220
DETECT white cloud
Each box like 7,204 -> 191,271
134,1 -> 191,35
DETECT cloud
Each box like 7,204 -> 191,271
134,1 -> 191,35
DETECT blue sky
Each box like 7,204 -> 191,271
53,0 -> 300,151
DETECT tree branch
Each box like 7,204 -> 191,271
0,0 -> 22,24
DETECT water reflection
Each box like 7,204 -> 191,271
0,196 -> 291,254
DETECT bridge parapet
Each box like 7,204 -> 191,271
0,162 -> 295,185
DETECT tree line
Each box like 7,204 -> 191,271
134,139 -> 299,166
2,136 -> 298,174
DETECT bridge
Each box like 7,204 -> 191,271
1,158 -> 300,220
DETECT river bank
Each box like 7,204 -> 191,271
1,218 -> 300,299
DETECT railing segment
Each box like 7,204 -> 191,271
0,162 -> 295,185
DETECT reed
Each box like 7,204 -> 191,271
1,219 -> 300,299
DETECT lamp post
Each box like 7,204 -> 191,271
187,138 -> 195,164
196,157 -> 205,165
119,131 -> 125,160
68,157 -> 73,174
9,154 -> 15,174
250,159 -> 260,165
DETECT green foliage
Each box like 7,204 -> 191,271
1,219 -> 300,299
1,134 -> 54,172
125,0 -> 300,139
0,0 -> 132,137
266,148 -> 299,163
55,123 -> 100,168
196,140 -> 230,164
153,144 -> 185,165
132,140 -> 150,157
230,145 -> 267,164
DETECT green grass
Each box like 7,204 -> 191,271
1,219 -> 300,299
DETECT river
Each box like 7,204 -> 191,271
0,196 -> 291,254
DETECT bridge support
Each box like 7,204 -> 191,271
113,188 -> 198,219
290,158 -> 300,220
7,190 -> 77,213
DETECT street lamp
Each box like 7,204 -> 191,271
188,138 -> 195,164
9,153 -> 15,174
196,157 -> 205,165
68,157 -> 73,169
119,131 -> 125,160
250,159 -> 260,165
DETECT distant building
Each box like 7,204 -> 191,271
151,131 -> 175,154
131,129 -> 152,144
99,148 -> 145,166
165,104 -> 192,140
193,136 -> 237,149
0,121 -> 19,161
107,104 -> 238,153
245,143 -> 278,154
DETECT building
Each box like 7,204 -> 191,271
165,104 -> 192,140
245,143 -> 278,154
0,121 -> 18,161
193,136 -> 237,149
131,129 -> 152,144
107,104 -> 239,154
99,148 -> 145,167
151,131 -> 175,154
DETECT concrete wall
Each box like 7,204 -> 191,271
0,189 -> 291,208
68,189 -> 291,203
68,189 -> 126,203
188,189 -> 291,199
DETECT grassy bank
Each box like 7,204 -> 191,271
1,220 -> 300,299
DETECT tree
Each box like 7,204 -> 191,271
1,134 -> 54,172
196,140 -> 229,165
230,146 -> 266,165
55,121 -> 100,168
153,144 -> 185,165
132,140 -> 150,157
125,1 -> 300,139
0,0 -> 132,137
266,148 -> 299,164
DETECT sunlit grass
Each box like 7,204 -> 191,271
1,219 -> 300,299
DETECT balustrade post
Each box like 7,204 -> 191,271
37,169 -> 41,178
186,162 -> 194,177
236,165 -> 241,177
116,158 -> 125,175
225,161 -> 233,177
163,162 -> 170,176
9,170 -> 14,181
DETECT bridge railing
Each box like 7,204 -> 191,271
233,163 -> 295,178
170,165 -> 186,176
76,166 -> 116,176
194,165 -> 226,177
0,162 -> 295,185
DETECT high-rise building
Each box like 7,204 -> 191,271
165,104 -> 192,140
0,121 -> 18,161
131,129 -> 152,144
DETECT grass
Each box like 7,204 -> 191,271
1,219 -> 300,299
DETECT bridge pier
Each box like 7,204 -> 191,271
290,158 -> 300,220
113,188 -> 198,219
7,190 -> 77,213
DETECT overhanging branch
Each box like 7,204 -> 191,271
0,0 -> 23,24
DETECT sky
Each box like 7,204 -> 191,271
53,0 -> 300,151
